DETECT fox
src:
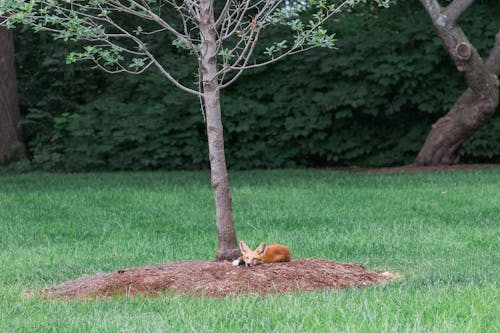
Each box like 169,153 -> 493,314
232,240 -> 292,267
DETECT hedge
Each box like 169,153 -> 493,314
14,1 -> 500,171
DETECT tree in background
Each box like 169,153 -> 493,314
0,0 -> 389,260
0,26 -> 24,165
415,0 -> 500,165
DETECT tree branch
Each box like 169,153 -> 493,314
418,0 -> 442,22
222,0 -> 351,78
485,30 -> 500,75
90,58 -> 154,75
419,0 -> 496,99
107,0 -> 187,40
443,0 -> 475,26
420,0 -> 476,28
104,16 -> 202,97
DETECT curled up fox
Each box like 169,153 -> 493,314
232,240 -> 292,267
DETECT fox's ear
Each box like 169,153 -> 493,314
256,242 -> 267,255
239,240 -> 250,253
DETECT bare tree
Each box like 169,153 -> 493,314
1,0 -> 386,259
0,26 -> 24,165
415,0 -> 500,165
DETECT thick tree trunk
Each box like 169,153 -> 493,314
0,27 -> 25,164
415,0 -> 499,165
199,0 -> 240,261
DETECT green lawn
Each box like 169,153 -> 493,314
0,170 -> 498,332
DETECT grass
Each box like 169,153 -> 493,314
0,169 -> 498,332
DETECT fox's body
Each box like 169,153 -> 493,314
232,241 -> 291,267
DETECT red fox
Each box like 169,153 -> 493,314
232,240 -> 292,267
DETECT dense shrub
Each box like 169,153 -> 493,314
14,1 -> 500,171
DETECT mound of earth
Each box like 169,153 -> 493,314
40,259 -> 395,299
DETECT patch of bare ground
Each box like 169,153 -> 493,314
327,163 -> 500,173
40,259 -> 395,299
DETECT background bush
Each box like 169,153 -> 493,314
14,1 -> 500,171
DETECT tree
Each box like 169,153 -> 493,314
1,0 -> 389,259
0,26 -> 24,164
415,0 -> 500,165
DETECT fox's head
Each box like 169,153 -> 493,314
239,240 -> 267,267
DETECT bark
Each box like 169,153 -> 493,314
0,27 -> 25,164
415,0 -> 499,166
199,0 -> 240,261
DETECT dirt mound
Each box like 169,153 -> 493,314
40,259 -> 395,299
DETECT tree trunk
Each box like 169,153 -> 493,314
199,0 -> 240,261
415,0 -> 500,166
0,27 -> 25,164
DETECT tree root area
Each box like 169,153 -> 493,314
40,259 -> 395,299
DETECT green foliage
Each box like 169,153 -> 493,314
13,1 -> 500,171
225,1 -> 500,168
1,0 -> 364,81
46,101 -> 205,171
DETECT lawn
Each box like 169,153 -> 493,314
0,170 -> 498,332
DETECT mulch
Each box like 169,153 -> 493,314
326,163 -> 500,173
40,259 -> 395,299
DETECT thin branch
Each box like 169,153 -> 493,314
218,0 -> 290,74
181,0 -> 201,21
220,30 -> 263,88
215,0 -> 234,28
222,0 -> 351,76
141,27 -> 168,35
221,0 -> 253,40
170,0 -> 201,57
223,44 -> 315,76
107,0 -> 187,40
0,14 -> 9,25
104,15 -> 202,97
91,58 -> 154,75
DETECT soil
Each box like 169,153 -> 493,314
326,163 -> 500,173
40,259 -> 395,299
